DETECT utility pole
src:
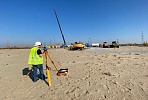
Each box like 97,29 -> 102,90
50,38 -> 51,45
89,38 -> 91,44
141,31 -> 144,45
44,42 -> 46,46
54,38 -> 55,45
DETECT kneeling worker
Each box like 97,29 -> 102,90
28,41 -> 46,82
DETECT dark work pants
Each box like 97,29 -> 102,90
32,64 -> 45,82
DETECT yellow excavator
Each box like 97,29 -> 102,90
69,41 -> 85,50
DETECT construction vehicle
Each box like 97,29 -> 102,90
56,43 -> 61,48
69,42 -> 85,50
54,10 -> 67,48
91,43 -> 99,47
103,42 -> 109,48
85,43 -> 90,47
110,41 -> 119,48
99,43 -> 102,47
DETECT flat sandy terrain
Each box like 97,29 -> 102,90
0,46 -> 148,100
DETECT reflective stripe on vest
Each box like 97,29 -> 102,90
28,47 -> 43,65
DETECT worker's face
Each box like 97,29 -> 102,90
37,45 -> 41,48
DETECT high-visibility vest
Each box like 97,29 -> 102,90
28,47 -> 43,65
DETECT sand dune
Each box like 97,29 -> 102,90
0,47 -> 148,100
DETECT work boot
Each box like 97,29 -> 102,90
33,78 -> 39,82
40,76 -> 47,80
39,75 -> 47,80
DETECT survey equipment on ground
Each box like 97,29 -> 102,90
57,68 -> 68,76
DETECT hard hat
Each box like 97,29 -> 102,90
34,41 -> 42,46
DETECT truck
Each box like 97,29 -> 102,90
91,43 -> 99,47
110,41 -> 119,48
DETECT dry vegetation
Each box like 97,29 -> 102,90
0,46 -> 31,49
1,42 -> 148,49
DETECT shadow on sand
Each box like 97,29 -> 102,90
22,67 -> 49,86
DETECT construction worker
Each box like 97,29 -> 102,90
28,41 -> 46,82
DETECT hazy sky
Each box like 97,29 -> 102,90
0,0 -> 148,47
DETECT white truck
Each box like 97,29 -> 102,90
91,43 -> 99,47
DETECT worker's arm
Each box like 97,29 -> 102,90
37,49 -> 43,57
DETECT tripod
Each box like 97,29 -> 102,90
43,50 -> 58,71
43,50 -> 59,86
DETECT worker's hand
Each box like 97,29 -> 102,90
46,65 -> 51,70
39,54 -> 43,57
48,67 -> 51,70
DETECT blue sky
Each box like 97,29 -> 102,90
0,0 -> 148,47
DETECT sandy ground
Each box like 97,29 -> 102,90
0,46 -> 148,100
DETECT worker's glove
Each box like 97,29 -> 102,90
46,65 -> 51,70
